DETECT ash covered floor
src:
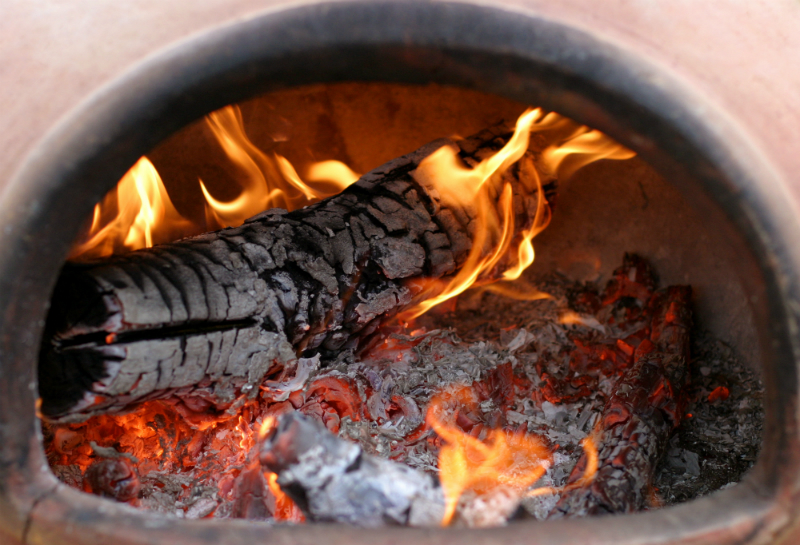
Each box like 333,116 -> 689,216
44,258 -> 763,524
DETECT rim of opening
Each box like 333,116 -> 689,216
1,2 -> 797,544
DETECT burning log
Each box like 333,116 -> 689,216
44,252 -> 710,524
258,412 -> 445,527
39,118 -> 555,424
550,279 -> 692,517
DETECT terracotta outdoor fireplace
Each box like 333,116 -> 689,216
2,2 -> 800,545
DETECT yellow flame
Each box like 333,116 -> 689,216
400,109 -> 551,319
200,105 -> 359,229
427,387 -> 552,525
69,157 -> 192,260
469,282 -> 553,302
543,127 -> 637,180
257,416 -> 276,441
399,108 -> 634,319
306,160 -> 361,188
70,106 -> 361,260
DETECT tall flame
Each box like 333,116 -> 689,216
427,387 -> 552,525
69,157 -> 193,260
200,106 -> 359,229
400,108 -> 634,319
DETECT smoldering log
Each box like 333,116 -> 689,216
550,284 -> 692,517
259,412 -> 445,527
39,122 -> 555,423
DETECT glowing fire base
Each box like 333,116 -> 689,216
44,256 -> 763,526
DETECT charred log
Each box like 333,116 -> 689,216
259,412 -> 445,527
40,123 -> 554,423
550,282 -> 692,517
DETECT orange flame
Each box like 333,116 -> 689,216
70,106 -> 359,260
255,415 -> 304,521
266,471 -> 306,522
69,157 -> 193,260
400,108 -> 633,318
526,436 -> 599,498
70,104 -> 632,324
542,127 -> 637,181
200,106 -> 358,229
426,387 -> 552,525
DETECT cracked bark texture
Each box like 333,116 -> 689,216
550,284 -> 692,517
39,122 -> 554,423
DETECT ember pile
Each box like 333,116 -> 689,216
44,254 -> 762,526
40,105 -> 763,527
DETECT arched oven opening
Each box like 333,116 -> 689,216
1,3 -> 797,545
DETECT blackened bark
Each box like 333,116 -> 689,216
550,285 -> 692,517
39,123 -> 554,423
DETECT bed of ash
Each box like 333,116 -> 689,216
44,260 -> 763,524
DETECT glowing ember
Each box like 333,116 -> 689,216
266,472 -> 306,522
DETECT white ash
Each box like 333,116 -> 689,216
320,281 -> 612,512
654,332 -> 764,504
456,487 -> 521,528
260,412 -> 445,527
44,272 -> 764,522
138,471 -> 219,516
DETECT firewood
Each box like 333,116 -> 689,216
549,283 -> 692,517
258,411 -> 445,527
39,122 -> 553,423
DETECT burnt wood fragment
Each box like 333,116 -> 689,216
550,283 -> 692,517
259,412 -> 445,527
39,123 -> 553,423
230,466 -> 272,520
83,458 -> 141,502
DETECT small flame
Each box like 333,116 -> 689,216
557,310 -> 608,333
266,471 -> 306,522
200,106 -> 359,229
257,416 -> 303,522
543,128 -> 637,181
258,416 -> 276,440
305,160 -> 361,188
69,158 -> 193,260
426,387 -> 552,525
527,436 -> 599,498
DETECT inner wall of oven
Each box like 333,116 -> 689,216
147,81 -> 759,370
